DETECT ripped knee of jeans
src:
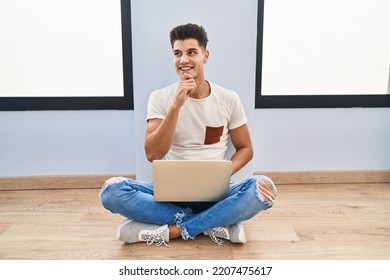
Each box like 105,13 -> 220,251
255,175 -> 277,206
100,176 -> 128,196
103,176 -> 128,188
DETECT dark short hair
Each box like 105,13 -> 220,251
170,23 -> 208,49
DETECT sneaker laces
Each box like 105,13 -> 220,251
140,226 -> 169,247
206,227 -> 228,246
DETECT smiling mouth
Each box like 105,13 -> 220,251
179,66 -> 193,72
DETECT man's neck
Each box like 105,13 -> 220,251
190,79 -> 210,99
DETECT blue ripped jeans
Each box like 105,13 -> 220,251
100,175 -> 276,240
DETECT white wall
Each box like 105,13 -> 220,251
0,0 -> 389,178
253,108 -> 390,171
0,110 -> 135,176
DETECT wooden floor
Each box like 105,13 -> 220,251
0,183 -> 389,260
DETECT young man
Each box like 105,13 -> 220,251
100,23 -> 277,246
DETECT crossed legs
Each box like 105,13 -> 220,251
100,175 -> 277,244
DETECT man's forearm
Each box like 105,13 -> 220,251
230,146 -> 254,175
144,105 -> 181,162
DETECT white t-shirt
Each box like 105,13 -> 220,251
146,82 -> 247,160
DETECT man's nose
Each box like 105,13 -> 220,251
180,55 -> 189,63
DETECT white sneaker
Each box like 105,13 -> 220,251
117,219 -> 169,246
204,222 -> 247,245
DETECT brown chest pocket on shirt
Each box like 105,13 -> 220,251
204,126 -> 224,145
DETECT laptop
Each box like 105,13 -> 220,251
153,160 -> 232,202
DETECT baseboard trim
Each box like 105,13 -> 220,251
256,170 -> 390,185
1,170 -> 389,191
0,174 -> 136,191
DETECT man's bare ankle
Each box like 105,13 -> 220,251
168,224 -> 183,239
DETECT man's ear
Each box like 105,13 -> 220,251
203,50 -> 209,63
